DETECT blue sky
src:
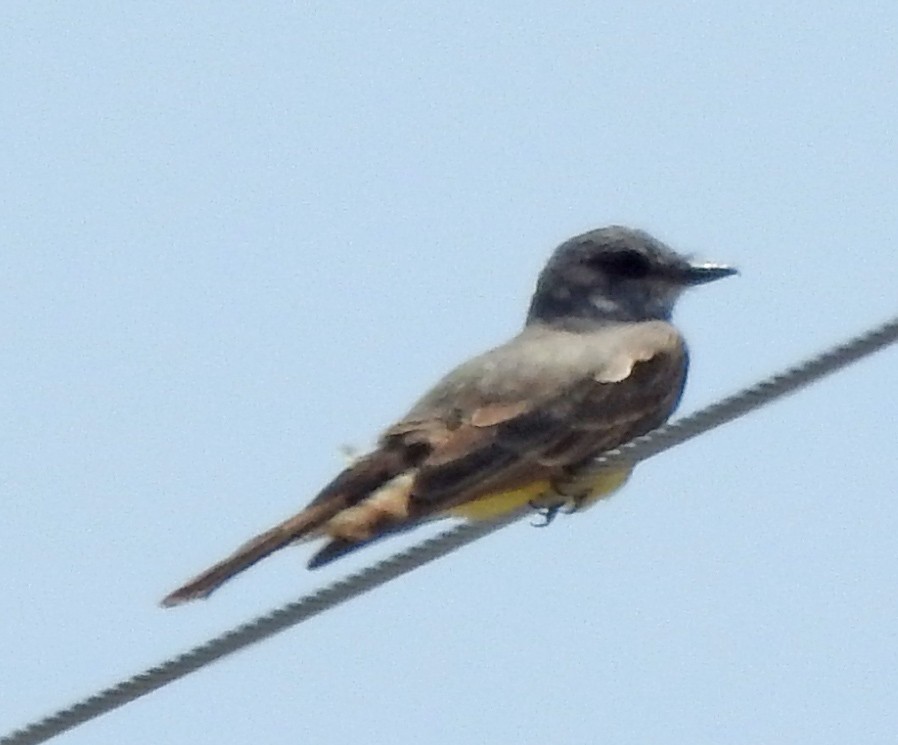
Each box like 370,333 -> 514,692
2,3 -> 897,744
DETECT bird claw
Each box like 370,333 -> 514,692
529,500 -> 566,527
529,489 -> 589,525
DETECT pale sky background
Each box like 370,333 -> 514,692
3,3 -> 898,744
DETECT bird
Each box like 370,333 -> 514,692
161,225 -> 736,606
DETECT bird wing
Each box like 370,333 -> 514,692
161,321 -> 685,605
311,320 -> 687,564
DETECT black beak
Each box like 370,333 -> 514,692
682,261 -> 738,285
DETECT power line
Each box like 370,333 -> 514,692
3,313 -> 897,745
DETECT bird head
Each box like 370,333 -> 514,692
527,226 -> 737,327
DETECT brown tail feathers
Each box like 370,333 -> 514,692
161,448 -> 416,606
160,502 -> 340,607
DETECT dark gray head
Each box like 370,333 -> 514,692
526,226 -> 736,327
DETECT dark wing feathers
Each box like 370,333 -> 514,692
405,343 -> 685,514
162,321 -> 686,603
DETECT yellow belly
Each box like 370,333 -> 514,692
447,466 -> 633,521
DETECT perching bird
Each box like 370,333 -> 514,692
162,226 -> 735,606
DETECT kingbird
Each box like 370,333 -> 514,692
162,226 -> 735,606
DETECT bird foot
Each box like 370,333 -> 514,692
528,500 -> 567,527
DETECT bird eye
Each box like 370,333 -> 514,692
592,250 -> 652,279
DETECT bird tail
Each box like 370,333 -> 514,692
160,503 -> 337,607
161,449 -> 415,607
307,514 -> 426,569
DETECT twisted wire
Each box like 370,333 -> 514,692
3,313 -> 897,745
